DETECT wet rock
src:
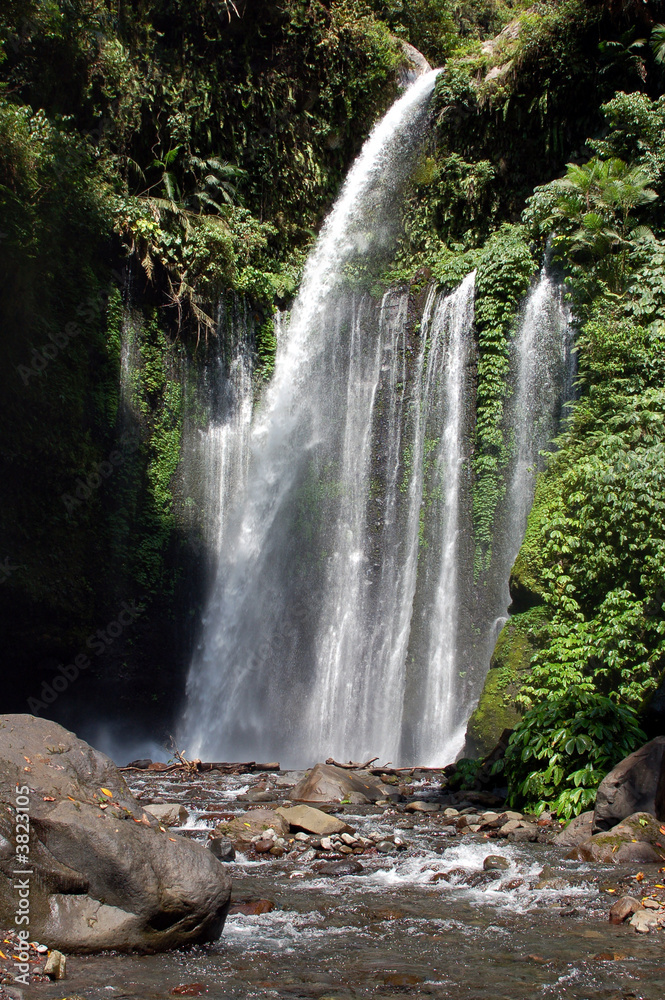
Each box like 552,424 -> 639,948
253,839 -> 273,854
406,801 -> 440,813
483,855 -> 510,871
566,812 -> 665,864
593,737 -> 665,832
294,832 -> 310,842
347,791 -> 371,804
376,840 -> 397,854
465,870 -> 501,888
501,878 -> 524,891
443,808 -> 459,817
207,836 -> 236,862
276,804 -> 353,837
320,836 -> 334,851
44,950 -> 66,980
291,763 -> 391,804
0,715 -> 231,953
630,908 -> 660,933
144,803 -> 189,827
553,811 -> 594,848
229,899 -> 275,916
243,789 -> 278,804
311,859 -> 365,876
609,896 -> 643,924
213,808 -> 289,848
127,759 -> 153,769
383,973 -> 423,986
507,823 -> 539,843
171,986 -> 208,997
498,819 -> 521,836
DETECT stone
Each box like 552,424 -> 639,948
376,841 -> 397,854
341,832 -> 356,846
44,950 -> 66,980
311,859 -> 365,877
498,820 -> 521,836
127,759 -> 152,769
0,715 -> 230,953
465,871 -> 501,888
566,812 -> 665,864
253,839 -> 273,854
229,899 -> 274,916
405,801 -> 440,813
320,837 -> 333,851
594,738 -> 665,832
207,836 -> 236,862
213,808 -> 289,848
483,855 -> 510,871
290,763 -> 391,804
609,896 -> 643,925
144,803 -> 189,827
276,804 -> 353,837
294,832 -> 310,842
507,823 -> 538,843
630,909 -> 659,934
553,811 -> 594,848
444,808 -> 459,817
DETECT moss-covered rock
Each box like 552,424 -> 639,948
566,813 -> 665,864
465,606 -> 548,757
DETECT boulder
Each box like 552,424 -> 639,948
609,896 -> 643,924
290,764 -> 390,804
144,803 -> 189,827
566,812 -> 665,864
593,737 -> 665,832
0,715 -> 230,953
553,811 -> 594,848
275,805 -> 352,837
212,808 -> 289,848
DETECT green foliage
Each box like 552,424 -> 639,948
447,756 -> 483,791
473,224 -> 535,569
498,688 -> 645,818
524,155 -> 657,293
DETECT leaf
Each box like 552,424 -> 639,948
101,788 -> 113,797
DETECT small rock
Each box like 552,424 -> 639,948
311,859 -> 365,877
501,878 -> 524,891
501,811 -> 524,822
498,820 -> 521,836
294,832 -> 310,842
229,899 -> 274,916
376,840 -> 397,854
321,837 -> 333,851
630,909 -> 659,934
276,804 -> 353,837
254,839 -> 273,854
610,896 -> 642,924
44,951 -> 67,981
444,808 -> 459,817
406,801 -> 440,813
144,803 -> 189,827
483,855 -> 510,871
341,832 -> 357,845
642,898 -> 661,910
207,836 -> 236,863
339,845 -> 353,854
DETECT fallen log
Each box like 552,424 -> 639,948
325,757 -> 380,770
120,761 -> 281,774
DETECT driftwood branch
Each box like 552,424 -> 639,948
325,756 -> 380,770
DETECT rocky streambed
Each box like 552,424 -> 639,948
20,762 -> 665,1000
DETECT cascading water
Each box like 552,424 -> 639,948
182,71 -> 444,765
494,268 -> 575,613
180,72 -> 575,768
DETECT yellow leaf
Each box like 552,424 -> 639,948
101,788 -> 113,797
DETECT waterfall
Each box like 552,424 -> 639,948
503,268 -> 575,584
182,71 -> 443,765
180,75 -> 575,768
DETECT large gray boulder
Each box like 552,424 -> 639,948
0,715 -> 230,953
593,737 -> 665,832
291,764 -> 390,804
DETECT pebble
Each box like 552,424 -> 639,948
44,951 -> 67,981
630,909 -> 659,934
376,841 -> 397,854
321,837 -> 333,851
294,832 -> 309,842
341,832 -> 356,845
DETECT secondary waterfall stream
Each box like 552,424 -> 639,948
181,73 -> 574,767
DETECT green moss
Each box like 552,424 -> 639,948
465,606 -> 548,756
